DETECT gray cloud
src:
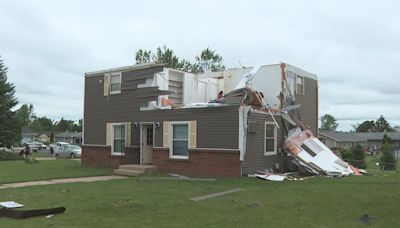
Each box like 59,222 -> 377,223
1,0 -> 399,130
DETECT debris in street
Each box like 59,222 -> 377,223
0,207 -> 65,219
285,128 -> 363,177
190,188 -> 245,202
0,201 -> 24,208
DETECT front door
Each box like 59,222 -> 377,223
141,124 -> 153,164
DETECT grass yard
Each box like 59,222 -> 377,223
0,160 -> 113,184
0,157 -> 399,227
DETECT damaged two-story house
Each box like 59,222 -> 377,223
82,62 -> 318,177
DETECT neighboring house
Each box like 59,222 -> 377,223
318,131 -> 400,158
36,132 -> 51,143
21,127 -> 37,145
54,131 -> 82,144
82,62 -> 318,177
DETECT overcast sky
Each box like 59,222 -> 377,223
1,0 -> 399,131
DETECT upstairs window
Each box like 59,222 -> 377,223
296,75 -> 304,94
110,73 -> 121,94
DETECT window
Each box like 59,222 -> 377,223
146,127 -> 153,145
110,73 -> 121,94
112,124 -> 125,154
286,71 -> 296,98
264,122 -> 277,156
296,75 -> 304,94
170,123 -> 189,159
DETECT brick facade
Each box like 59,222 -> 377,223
82,145 -> 140,169
152,147 -> 241,178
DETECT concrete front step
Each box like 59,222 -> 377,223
114,169 -> 144,177
114,164 -> 158,176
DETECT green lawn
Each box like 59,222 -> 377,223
0,160 -> 113,184
0,157 -> 399,227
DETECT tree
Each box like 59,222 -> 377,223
135,46 -> 226,73
380,142 -> 396,170
373,115 -> 394,132
320,114 -> 338,131
340,145 -> 367,168
54,118 -> 75,132
193,48 -> 226,73
30,116 -> 54,132
354,120 -> 375,132
0,56 -> 20,146
16,103 -> 36,127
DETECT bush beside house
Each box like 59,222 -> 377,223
340,144 -> 367,169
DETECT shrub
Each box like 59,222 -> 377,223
341,145 -> 367,169
380,143 -> 397,170
0,150 -> 23,161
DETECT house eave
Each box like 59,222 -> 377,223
85,62 -> 167,78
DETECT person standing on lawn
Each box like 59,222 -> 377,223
24,144 -> 31,158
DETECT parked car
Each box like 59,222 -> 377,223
54,144 -> 81,159
24,142 -> 40,152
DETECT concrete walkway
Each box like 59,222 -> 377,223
0,175 -> 127,190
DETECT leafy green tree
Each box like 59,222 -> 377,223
30,116 -> 54,132
350,144 -> 366,168
354,120 -> 375,132
320,114 -> 338,131
373,115 -> 394,132
135,46 -> 226,73
380,143 -> 396,170
193,48 -> 226,73
54,118 -> 75,132
16,103 -> 35,127
0,57 -> 20,147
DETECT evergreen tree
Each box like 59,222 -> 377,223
0,57 -> 20,147
348,144 -> 366,168
380,143 -> 396,170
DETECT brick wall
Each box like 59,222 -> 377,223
153,147 -> 241,178
81,145 -> 140,169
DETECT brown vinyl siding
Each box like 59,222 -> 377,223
294,77 -> 318,134
242,113 -> 283,175
84,65 -> 239,149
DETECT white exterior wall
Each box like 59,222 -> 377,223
250,65 -> 282,108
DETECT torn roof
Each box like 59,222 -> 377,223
85,62 -> 166,77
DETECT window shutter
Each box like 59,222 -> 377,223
189,121 -> 197,149
106,123 -> 112,145
125,123 -> 131,146
163,121 -> 170,147
104,73 -> 110,96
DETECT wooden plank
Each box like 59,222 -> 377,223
190,188 -> 245,202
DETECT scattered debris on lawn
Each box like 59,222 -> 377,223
255,174 -> 286,182
45,214 -> 54,219
190,188 -> 245,202
0,206 -> 65,219
139,176 -> 216,182
250,171 -> 315,182
359,214 -> 378,224
0,201 -> 24,208
284,128 -> 365,177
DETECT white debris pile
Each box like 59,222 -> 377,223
284,128 -> 362,177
